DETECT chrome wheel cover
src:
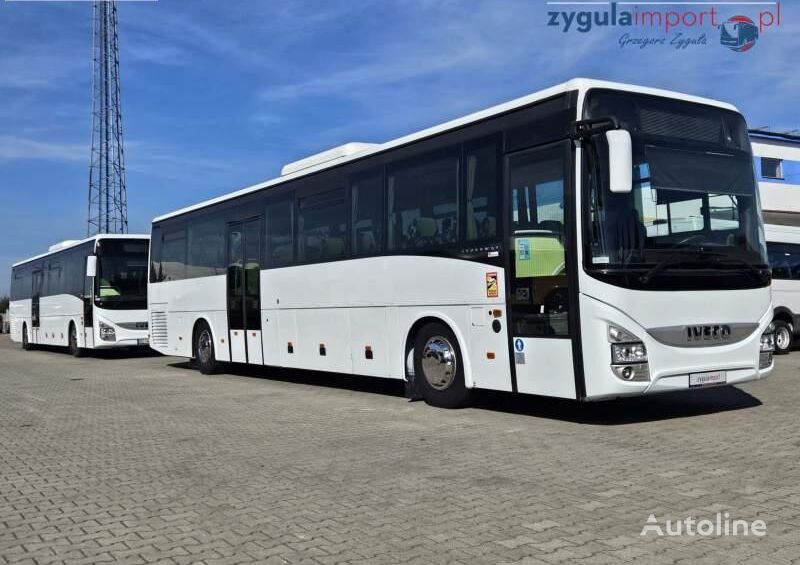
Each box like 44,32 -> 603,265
421,336 -> 457,391
198,329 -> 213,363
776,326 -> 791,351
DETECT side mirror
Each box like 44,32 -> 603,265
86,255 -> 97,278
606,129 -> 633,194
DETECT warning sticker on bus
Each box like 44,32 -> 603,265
486,272 -> 499,298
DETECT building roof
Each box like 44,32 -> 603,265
749,129 -> 800,143
153,78 -> 739,223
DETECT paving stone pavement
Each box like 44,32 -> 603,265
0,334 -> 799,565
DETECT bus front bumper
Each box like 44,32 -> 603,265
580,293 -> 773,400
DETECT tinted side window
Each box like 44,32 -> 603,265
388,149 -> 459,250
64,250 -> 83,296
188,217 -> 226,278
150,227 -> 162,283
298,189 -> 348,263
768,242 -> 800,280
465,139 -> 499,242
266,198 -> 294,267
351,171 -> 383,256
161,229 -> 187,282
10,268 -> 29,301
47,261 -> 63,296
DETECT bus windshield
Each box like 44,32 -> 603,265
95,239 -> 148,310
582,89 -> 770,291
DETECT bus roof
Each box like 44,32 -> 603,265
12,233 -> 150,268
153,78 -> 740,224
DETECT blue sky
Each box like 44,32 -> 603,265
1,0 -> 798,294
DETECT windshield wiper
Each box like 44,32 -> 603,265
640,248 -> 766,285
702,251 -> 767,280
639,251 -> 704,285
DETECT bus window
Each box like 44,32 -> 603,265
161,230 -> 187,282
508,144 -> 569,338
388,150 -> 459,250
266,198 -> 294,267
351,170 -> 384,255
465,139 -> 499,242
298,189 -> 348,263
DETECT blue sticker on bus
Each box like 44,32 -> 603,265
514,338 -> 524,352
517,238 -> 530,261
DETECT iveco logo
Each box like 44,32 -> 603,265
686,325 -> 732,342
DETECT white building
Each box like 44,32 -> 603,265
750,130 -> 800,226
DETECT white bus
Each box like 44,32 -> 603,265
765,224 -> 800,354
148,79 -> 774,407
9,234 -> 150,356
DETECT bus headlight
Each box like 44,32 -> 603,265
99,321 -> 116,341
608,325 -> 650,382
611,342 -> 648,364
611,363 -> 650,382
760,324 -> 775,369
608,325 -> 639,343
760,325 -> 775,352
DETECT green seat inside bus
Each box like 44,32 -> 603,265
515,234 -> 565,278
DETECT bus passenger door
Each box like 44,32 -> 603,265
31,268 -> 43,343
243,219 -> 263,364
227,219 -> 263,364
505,141 -> 576,399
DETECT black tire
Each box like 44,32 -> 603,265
68,323 -> 84,358
413,322 -> 471,408
22,324 -> 31,351
194,321 -> 219,375
774,320 -> 793,355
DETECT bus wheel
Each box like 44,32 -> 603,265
774,320 -> 793,355
194,322 -> 219,375
414,322 -> 471,408
22,324 -> 32,351
68,323 -> 84,358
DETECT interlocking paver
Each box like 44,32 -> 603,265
0,335 -> 799,564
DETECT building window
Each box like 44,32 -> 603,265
762,157 -> 784,180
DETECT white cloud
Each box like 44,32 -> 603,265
0,136 -> 87,163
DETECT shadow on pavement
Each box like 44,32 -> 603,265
25,344 -> 160,360
167,360 -> 406,398
167,360 -> 763,424
472,385 -> 762,425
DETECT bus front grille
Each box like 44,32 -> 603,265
150,311 -> 168,348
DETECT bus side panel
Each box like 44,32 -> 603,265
261,308 -> 280,365
513,339 -> 575,398
294,308 -> 352,373
148,276 -> 228,359
350,307 -> 388,378
277,309 -> 297,367
40,294 -> 83,347
8,299 -> 31,344
261,256 -> 511,390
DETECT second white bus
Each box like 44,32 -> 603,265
10,234 -> 151,356
766,224 -> 800,354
